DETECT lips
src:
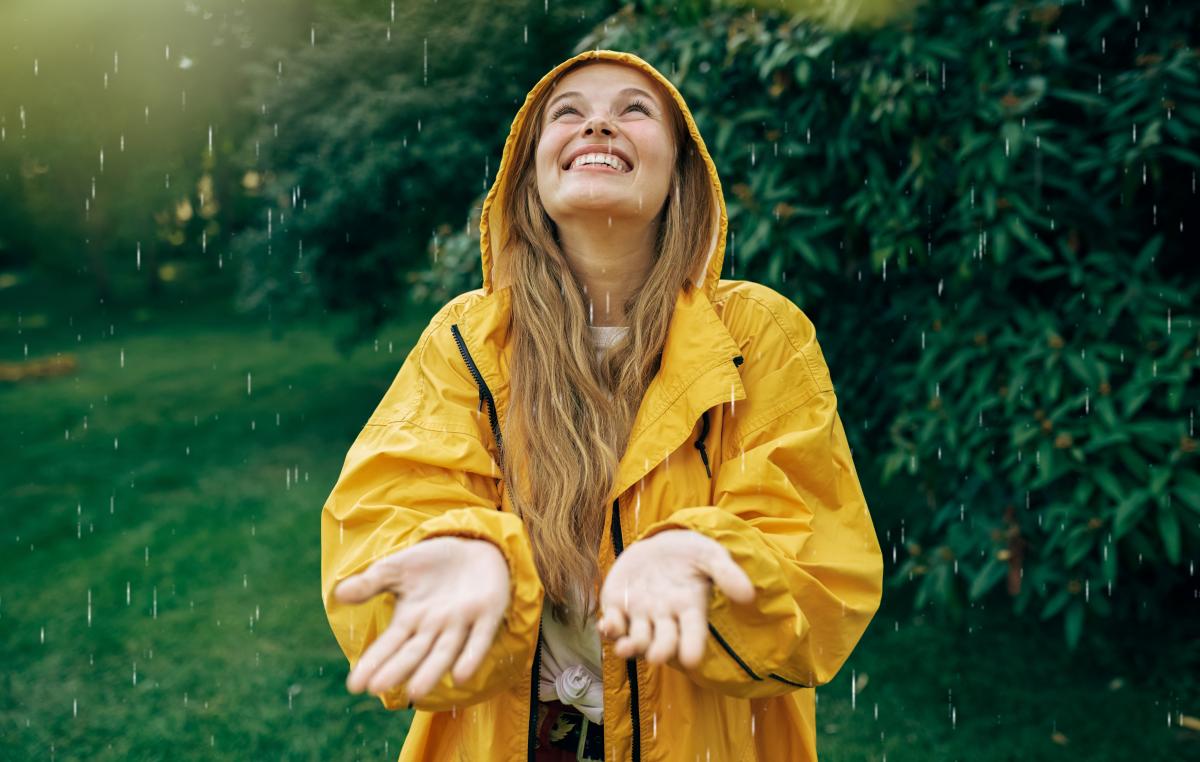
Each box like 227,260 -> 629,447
561,144 -> 635,172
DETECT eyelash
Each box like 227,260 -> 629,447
550,98 -> 653,120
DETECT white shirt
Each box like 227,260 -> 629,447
537,323 -> 629,725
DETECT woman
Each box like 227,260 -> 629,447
321,49 -> 884,761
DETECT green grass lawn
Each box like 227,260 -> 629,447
1,276 -> 1196,760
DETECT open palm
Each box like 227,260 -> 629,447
334,535 -> 510,700
596,528 -> 755,669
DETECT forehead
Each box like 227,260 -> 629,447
548,62 -> 663,102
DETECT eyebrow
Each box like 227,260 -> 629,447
545,87 -> 660,114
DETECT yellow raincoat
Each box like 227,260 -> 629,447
321,49 -> 884,761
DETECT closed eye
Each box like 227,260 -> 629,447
550,99 -> 654,120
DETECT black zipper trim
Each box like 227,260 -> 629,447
610,497 -> 642,761
708,623 -> 815,687
694,410 -> 712,478
693,355 -> 741,477
527,616 -> 543,759
449,324 -> 504,467
768,672 -> 813,687
707,622 -> 762,681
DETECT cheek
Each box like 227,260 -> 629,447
628,129 -> 674,172
535,144 -> 555,176
537,127 -> 572,167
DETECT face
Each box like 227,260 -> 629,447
535,62 -> 676,227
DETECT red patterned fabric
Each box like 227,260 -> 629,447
534,699 -> 604,761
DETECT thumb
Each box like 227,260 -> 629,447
334,569 -> 386,604
707,553 -> 756,606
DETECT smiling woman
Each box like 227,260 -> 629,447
321,49 -> 884,762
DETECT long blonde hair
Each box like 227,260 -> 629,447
498,59 -> 717,630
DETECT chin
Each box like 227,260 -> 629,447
561,198 -> 642,216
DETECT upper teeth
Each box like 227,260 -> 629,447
570,153 -> 629,171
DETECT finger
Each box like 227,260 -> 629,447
708,554 -> 756,605
451,609 -> 503,685
406,623 -> 468,700
346,604 -> 420,694
367,627 -> 437,696
597,573 -> 631,637
616,614 -> 652,659
677,606 -> 708,669
644,614 -> 679,666
597,606 -> 628,640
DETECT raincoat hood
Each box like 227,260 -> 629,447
322,49 -> 884,762
479,49 -> 727,302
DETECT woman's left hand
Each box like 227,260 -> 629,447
595,528 -> 756,669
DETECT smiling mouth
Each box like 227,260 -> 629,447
563,154 -> 634,173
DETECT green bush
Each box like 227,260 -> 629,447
422,0 -> 1200,648
230,0 -> 616,345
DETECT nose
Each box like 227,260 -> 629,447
584,117 -> 616,137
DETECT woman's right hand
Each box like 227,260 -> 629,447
333,535 -> 511,701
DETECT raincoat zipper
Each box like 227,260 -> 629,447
610,496 -> 642,761
449,324 -> 504,467
528,617 -> 543,759
693,356 -> 743,479
694,410 -> 712,478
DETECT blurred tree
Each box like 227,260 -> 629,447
230,0 -> 617,343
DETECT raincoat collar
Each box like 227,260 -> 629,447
456,49 -> 746,504
454,285 -> 746,503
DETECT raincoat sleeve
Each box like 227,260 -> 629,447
633,297 -> 883,699
320,295 -> 543,712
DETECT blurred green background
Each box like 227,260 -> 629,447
2,0 -> 1198,759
